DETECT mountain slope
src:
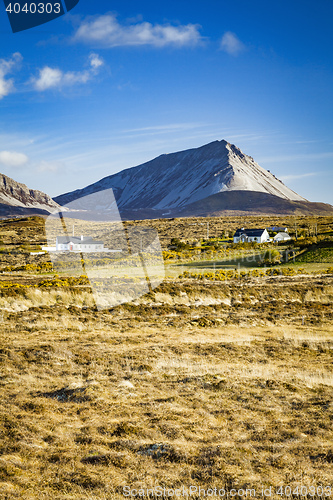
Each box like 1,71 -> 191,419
54,140 -> 333,218
55,140 -> 305,209
0,173 -> 60,216
176,191 -> 333,217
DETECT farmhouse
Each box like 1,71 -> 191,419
56,235 -> 104,252
42,235 -> 123,253
233,228 -> 270,244
274,232 -> 291,242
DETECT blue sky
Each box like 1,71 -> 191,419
0,0 -> 332,204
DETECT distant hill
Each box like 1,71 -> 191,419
54,140 -> 333,219
0,173 -> 60,217
174,191 -> 333,217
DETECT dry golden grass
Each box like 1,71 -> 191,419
0,275 -> 333,499
0,216 -> 332,499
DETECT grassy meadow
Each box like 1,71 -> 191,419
0,215 -> 332,499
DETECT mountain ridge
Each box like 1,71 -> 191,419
53,139 -> 333,219
54,140 -> 307,213
0,140 -> 331,220
0,173 -> 61,217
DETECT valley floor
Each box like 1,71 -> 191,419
0,215 -> 332,498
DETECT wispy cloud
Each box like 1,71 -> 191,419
0,52 -> 22,99
72,14 -> 203,48
37,160 -> 64,173
220,32 -> 245,55
0,150 -> 28,167
31,53 -> 104,91
258,152 -> 333,163
124,122 -> 206,134
280,172 -> 317,181
226,133 -> 265,142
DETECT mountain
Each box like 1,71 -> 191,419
54,140 -> 333,218
0,173 -> 60,217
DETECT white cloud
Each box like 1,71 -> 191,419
32,66 -> 90,91
280,172 -> 317,181
220,32 -> 245,55
73,14 -> 202,48
62,70 -> 90,85
89,53 -> 104,70
0,150 -> 28,167
31,53 -> 104,91
0,52 -> 22,99
33,67 -> 63,91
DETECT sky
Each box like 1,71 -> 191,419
0,0 -> 332,204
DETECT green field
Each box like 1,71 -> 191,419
295,243 -> 333,263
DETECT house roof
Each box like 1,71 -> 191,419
274,232 -> 291,239
267,226 -> 288,232
233,228 -> 267,237
56,236 -> 104,244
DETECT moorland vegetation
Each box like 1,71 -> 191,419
0,215 -> 332,499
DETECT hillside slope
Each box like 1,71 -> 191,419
175,191 -> 333,217
0,173 -> 60,217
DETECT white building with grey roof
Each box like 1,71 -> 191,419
233,228 -> 271,243
56,235 -> 104,252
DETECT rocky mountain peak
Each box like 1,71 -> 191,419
0,173 -> 61,215
54,139 -> 306,212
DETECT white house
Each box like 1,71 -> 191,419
55,235 -> 104,252
274,232 -> 291,242
42,235 -> 123,253
233,228 -> 270,244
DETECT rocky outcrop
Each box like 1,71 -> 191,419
0,173 -> 61,216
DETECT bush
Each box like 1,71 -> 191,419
298,237 -> 317,249
169,238 -> 190,251
281,267 -> 297,276
262,249 -> 281,265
